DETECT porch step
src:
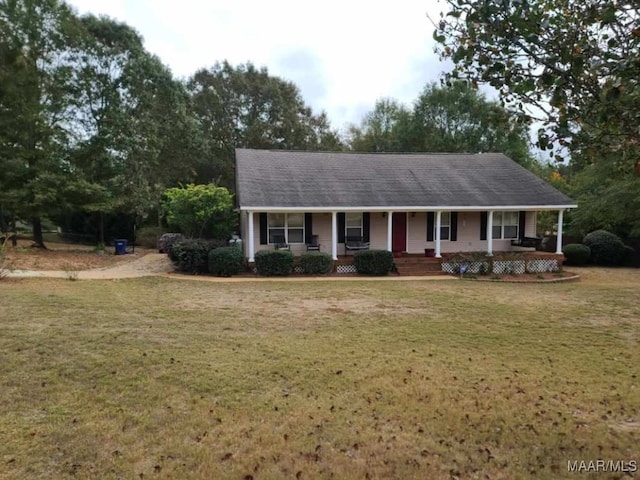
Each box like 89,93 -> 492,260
394,263 -> 447,276
393,257 -> 441,264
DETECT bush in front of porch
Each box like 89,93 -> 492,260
255,250 -> 295,276
300,252 -> 332,274
208,247 -> 246,277
354,250 -> 394,276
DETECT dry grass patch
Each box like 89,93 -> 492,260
4,240 -> 151,271
0,270 -> 639,479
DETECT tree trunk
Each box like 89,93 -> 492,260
32,217 -> 46,249
10,217 -> 17,247
99,211 -> 105,245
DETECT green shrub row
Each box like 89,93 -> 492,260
208,246 -> 246,277
583,230 -> 627,266
562,244 -> 591,266
254,250 -> 295,276
353,250 -> 394,275
300,252 -> 333,274
169,238 -> 227,274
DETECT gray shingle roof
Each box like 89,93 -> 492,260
235,149 -> 575,209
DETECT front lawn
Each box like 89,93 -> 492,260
0,268 -> 638,479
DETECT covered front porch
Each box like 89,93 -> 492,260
241,208 -> 568,262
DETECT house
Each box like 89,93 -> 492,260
235,149 -> 576,263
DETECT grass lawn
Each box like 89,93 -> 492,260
0,268 -> 639,479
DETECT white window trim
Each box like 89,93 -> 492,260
345,212 -> 363,238
492,211 -> 519,240
439,212 -> 451,241
430,212 -> 451,241
268,213 -> 305,244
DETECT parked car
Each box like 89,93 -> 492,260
157,233 -> 184,253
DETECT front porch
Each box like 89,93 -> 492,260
242,210 -> 568,263
277,251 -> 565,276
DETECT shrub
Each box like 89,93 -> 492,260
162,184 -> 235,239
136,226 -> 165,248
562,243 -> 591,266
167,240 -> 182,263
621,245 -> 638,267
353,250 -> 394,275
300,252 -> 333,274
254,250 -> 294,276
583,230 -> 626,266
159,233 -> 184,254
208,247 -> 245,277
171,238 -> 226,274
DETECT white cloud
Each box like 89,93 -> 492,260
66,0 -> 448,129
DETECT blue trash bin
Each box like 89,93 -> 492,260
114,239 -> 128,255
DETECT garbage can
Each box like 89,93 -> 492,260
114,239 -> 128,255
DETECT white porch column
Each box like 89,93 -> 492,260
331,211 -> 338,260
486,210 -> 494,256
556,209 -> 564,254
248,211 -> 255,262
435,210 -> 442,258
387,211 -> 393,252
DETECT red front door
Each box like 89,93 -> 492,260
392,212 -> 407,252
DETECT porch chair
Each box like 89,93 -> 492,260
273,234 -> 290,251
306,235 -> 320,251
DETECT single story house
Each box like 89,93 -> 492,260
235,149 -> 576,262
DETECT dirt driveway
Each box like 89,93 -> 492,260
6,253 -> 174,280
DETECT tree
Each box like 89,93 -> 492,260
411,82 -> 533,165
348,98 -> 413,152
348,83 -> 534,167
0,0 -> 82,247
187,61 -> 342,189
434,0 -> 640,160
434,0 -> 640,236
162,184 -> 235,239
569,154 -> 640,237
68,14 -> 199,242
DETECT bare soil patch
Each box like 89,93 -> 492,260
4,239 -> 154,271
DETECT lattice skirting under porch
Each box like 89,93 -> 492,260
249,264 -> 356,274
335,264 -> 357,274
442,258 -> 559,275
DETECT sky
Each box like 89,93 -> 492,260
64,0 -> 452,132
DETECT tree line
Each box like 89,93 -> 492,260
0,0 -> 341,246
2,0 -> 637,246
434,0 -> 640,239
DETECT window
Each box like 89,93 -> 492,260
492,211 -> 519,239
268,213 -> 304,244
345,212 -> 363,238
439,212 -> 451,241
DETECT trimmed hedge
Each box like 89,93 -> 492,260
562,243 -> 591,266
583,230 -> 626,266
170,238 -> 226,274
255,250 -> 294,276
208,246 -> 245,277
300,252 -> 333,274
353,249 -> 394,275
